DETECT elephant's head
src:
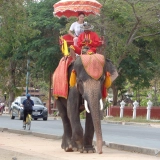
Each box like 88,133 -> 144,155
70,54 -> 118,154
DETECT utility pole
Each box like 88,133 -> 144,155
4,92 -> 7,101
26,58 -> 30,95
48,72 -> 52,114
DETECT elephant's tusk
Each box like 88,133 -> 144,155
100,99 -> 103,110
84,100 -> 90,113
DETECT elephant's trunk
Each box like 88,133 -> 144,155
90,101 -> 103,154
83,80 -> 103,154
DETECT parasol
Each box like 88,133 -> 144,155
53,0 -> 102,18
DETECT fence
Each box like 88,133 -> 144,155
108,100 -> 160,120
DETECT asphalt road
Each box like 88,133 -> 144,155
0,114 -> 160,151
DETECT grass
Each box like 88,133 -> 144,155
104,116 -> 160,124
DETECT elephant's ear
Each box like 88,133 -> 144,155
104,59 -> 118,83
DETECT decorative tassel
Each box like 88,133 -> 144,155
69,69 -> 76,87
104,72 -> 111,88
60,36 -> 69,56
102,85 -> 108,99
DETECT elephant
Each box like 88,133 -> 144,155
54,54 -> 118,154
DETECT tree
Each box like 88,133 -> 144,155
97,0 -> 160,105
0,0 -> 37,104
26,0 -> 67,77
51,0 -> 160,105
22,0 -> 68,104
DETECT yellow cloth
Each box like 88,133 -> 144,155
69,70 -> 76,87
60,36 -> 69,56
104,72 -> 111,88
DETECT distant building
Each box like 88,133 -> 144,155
17,87 -> 45,97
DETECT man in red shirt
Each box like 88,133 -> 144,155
69,22 -> 102,60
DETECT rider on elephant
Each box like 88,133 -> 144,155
69,22 -> 102,60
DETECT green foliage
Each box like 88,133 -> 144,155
26,0 -> 67,76
140,98 -> 149,107
0,0 -> 37,59
0,0 -> 160,105
104,100 -> 110,109
80,111 -> 86,119
95,0 -> 160,104
0,0 -> 39,102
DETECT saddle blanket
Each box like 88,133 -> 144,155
52,56 -> 73,99
80,54 -> 105,80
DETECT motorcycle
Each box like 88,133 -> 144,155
0,103 -> 5,114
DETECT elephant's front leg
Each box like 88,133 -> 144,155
56,98 -> 73,152
67,87 -> 84,152
83,112 -> 96,153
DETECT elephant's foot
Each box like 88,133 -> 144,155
61,138 -> 82,152
82,145 -> 96,153
72,141 -> 83,153
61,137 -> 73,152
64,144 -> 73,152
61,143 -> 74,152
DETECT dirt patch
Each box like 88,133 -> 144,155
0,132 -> 159,160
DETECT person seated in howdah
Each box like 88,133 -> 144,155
68,12 -> 85,46
69,22 -> 102,60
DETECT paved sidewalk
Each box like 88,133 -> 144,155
0,131 -> 160,160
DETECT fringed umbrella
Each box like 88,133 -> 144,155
53,0 -> 102,18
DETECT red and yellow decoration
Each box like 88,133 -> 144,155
53,0 -> 102,18
80,54 -> 105,80
82,34 -> 92,46
86,48 -> 96,55
104,72 -> 111,89
69,69 -> 76,87
60,36 -> 69,56
68,54 -> 112,99
52,56 -> 73,99
102,85 -> 108,99
102,72 -> 111,99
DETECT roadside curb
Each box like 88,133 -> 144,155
102,120 -> 160,128
0,127 -> 159,157
103,120 -> 151,126
0,127 -> 62,140
104,142 -> 160,157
